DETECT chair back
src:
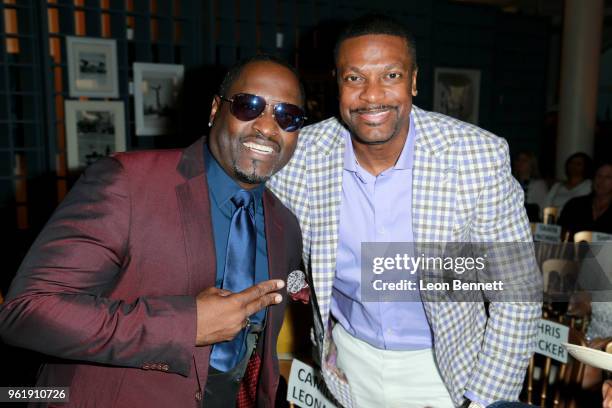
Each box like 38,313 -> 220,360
573,231 -> 593,244
570,230 -> 596,267
543,207 -> 559,225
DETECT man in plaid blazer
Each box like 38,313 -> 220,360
269,15 -> 541,408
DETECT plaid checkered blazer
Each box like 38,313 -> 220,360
268,106 -> 542,407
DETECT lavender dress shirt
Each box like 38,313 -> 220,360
331,113 -> 433,350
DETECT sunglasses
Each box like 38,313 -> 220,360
220,93 -> 306,132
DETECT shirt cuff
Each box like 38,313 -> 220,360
464,390 -> 490,407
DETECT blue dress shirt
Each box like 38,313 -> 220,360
204,145 -> 268,326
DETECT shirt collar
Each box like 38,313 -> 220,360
204,144 -> 264,211
343,111 -> 417,173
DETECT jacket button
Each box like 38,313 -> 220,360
195,391 -> 202,401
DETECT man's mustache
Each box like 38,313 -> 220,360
350,105 -> 397,114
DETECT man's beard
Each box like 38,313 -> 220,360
232,160 -> 274,185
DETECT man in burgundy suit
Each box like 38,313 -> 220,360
0,54 -> 305,407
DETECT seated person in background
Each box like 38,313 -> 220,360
545,152 -> 593,214
512,150 -> 548,221
558,161 -> 612,239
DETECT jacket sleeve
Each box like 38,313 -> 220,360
0,157 -> 196,376
465,139 -> 543,404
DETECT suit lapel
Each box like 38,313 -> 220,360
308,120 -> 345,333
411,106 -> 457,244
258,191 -> 287,405
411,107 -> 458,320
176,139 -> 216,294
263,191 -> 285,281
176,176 -> 216,294
262,189 -> 286,337
175,139 -> 216,386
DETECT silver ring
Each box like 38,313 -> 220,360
244,317 -> 251,329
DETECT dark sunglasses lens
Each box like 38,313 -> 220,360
274,103 -> 305,132
230,93 -> 265,121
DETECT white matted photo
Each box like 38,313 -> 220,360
133,62 -> 184,136
65,100 -> 126,170
433,67 -> 481,125
66,37 -> 119,98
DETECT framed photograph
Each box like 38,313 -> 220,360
133,62 -> 184,136
66,36 -> 119,98
65,100 -> 126,170
433,67 -> 481,125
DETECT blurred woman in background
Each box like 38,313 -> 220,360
558,161 -> 612,237
545,152 -> 593,214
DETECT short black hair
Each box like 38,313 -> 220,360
217,54 -> 305,105
333,14 -> 417,71
565,152 -> 594,179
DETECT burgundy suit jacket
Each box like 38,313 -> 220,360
0,138 -> 302,407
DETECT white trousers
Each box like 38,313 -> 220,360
332,324 -> 455,408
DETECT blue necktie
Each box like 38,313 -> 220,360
210,190 -> 256,372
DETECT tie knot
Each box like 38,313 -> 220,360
231,189 -> 254,209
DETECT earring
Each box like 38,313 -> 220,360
208,121 -> 212,127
